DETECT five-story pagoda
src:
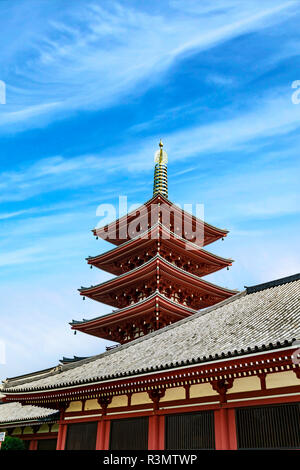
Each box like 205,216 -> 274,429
71,142 -> 236,344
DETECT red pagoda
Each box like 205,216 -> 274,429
71,141 -> 236,344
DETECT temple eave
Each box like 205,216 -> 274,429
92,194 -> 229,247
79,255 -> 237,305
70,305 -> 194,343
71,294 -> 197,331
87,227 -> 233,276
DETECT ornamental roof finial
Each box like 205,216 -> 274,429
153,140 -> 168,198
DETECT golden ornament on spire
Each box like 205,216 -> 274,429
153,140 -> 168,198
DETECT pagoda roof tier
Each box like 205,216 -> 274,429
70,292 -> 197,343
87,223 -> 233,276
79,255 -> 237,309
92,194 -> 228,247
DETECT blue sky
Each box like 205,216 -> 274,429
1,0 -> 300,381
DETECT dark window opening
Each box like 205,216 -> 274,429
37,438 -> 57,450
165,411 -> 215,450
65,422 -> 97,450
236,403 -> 300,449
109,417 -> 148,450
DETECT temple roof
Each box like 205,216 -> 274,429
79,254 -> 237,306
71,291 -> 197,326
3,273 -> 300,394
93,193 -> 229,246
70,292 -> 197,340
0,401 -> 59,426
87,222 -> 233,275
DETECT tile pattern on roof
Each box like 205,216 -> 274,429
0,401 -> 58,425
3,276 -> 300,392
246,272 -> 300,294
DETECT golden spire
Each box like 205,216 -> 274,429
158,140 -> 164,163
153,140 -> 168,198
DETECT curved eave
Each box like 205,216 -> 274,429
71,292 -> 197,331
88,223 -> 233,272
160,258 -> 237,296
79,255 -> 157,295
92,194 -> 229,244
79,255 -> 237,299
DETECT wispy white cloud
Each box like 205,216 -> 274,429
0,209 -> 32,220
120,89 -> 300,174
1,88 -> 299,206
0,102 -> 61,126
160,93 -> 300,165
167,1 -> 296,58
0,154 -> 113,202
0,0 -> 297,131
0,246 -> 44,268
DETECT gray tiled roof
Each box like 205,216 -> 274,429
3,274 -> 300,393
0,402 -> 58,425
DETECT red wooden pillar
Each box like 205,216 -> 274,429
103,419 -> 110,450
56,405 -> 68,450
96,420 -> 104,450
96,419 -> 110,450
56,423 -> 67,450
227,408 -> 237,450
148,415 -> 165,450
29,439 -> 38,451
214,408 -> 237,450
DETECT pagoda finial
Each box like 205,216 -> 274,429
153,140 -> 168,198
